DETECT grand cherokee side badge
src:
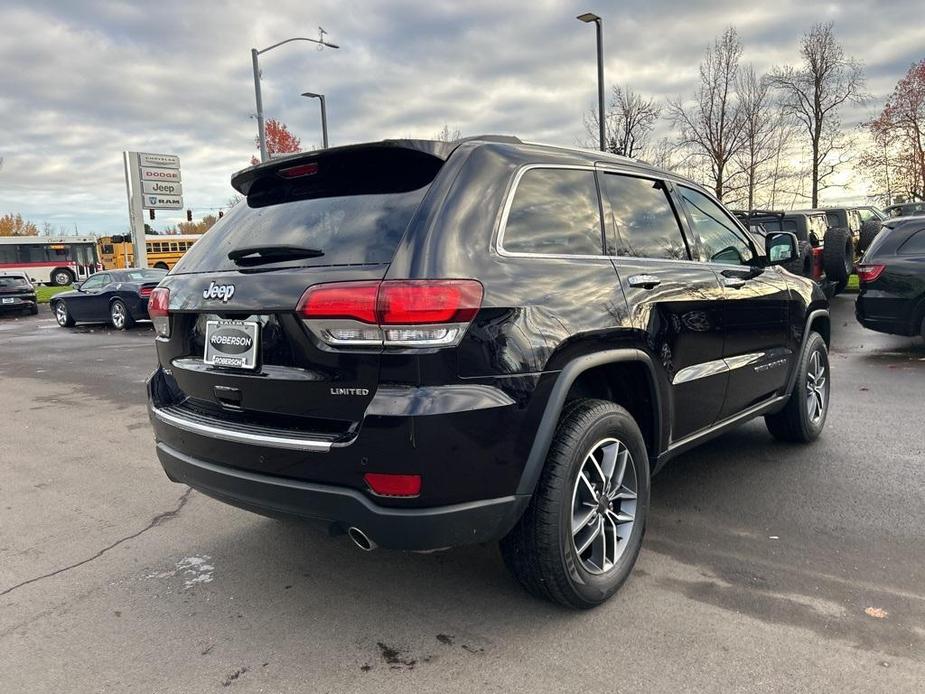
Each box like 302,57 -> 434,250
202,281 -> 235,302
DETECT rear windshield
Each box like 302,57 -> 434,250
123,269 -> 167,282
0,276 -> 30,288
172,189 -> 428,274
173,147 -> 442,275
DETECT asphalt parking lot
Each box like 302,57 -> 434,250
1,295 -> 923,693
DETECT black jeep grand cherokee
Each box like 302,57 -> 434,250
148,137 -> 830,608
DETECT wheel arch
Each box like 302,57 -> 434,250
515,349 -> 663,497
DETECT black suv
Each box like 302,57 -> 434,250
147,137 -> 831,608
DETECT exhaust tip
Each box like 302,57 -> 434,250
347,526 -> 377,551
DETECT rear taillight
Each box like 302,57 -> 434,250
857,264 -> 885,284
139,286 -> 154,298
148,287 -> 170,337
297,279 -> 483,348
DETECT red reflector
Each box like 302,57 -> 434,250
278,163 -> 319,178
378,280 -> 483,324
298,281 -> 380,323
363,473 -> 422,497
857,264 -> 885,283
147,287 -> 169,317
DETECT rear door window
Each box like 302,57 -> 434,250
601,173 -> 688,260
899,229 -> 925,255
501,168 -> 604,256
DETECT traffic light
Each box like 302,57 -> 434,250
186,209 -> 193,222
149,208 -> 155,220
218,210 -> 224,218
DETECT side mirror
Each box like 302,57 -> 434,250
765,232 -> 797,265
73,281 -> 84,291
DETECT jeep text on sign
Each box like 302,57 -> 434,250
142,180 -> 183,196
140,166 -> 181,183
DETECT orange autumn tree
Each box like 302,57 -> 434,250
864,60 -> 925,203
251,119 -> 302,165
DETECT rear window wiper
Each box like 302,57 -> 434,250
228,245 -> 324,266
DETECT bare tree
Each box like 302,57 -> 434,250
667,27 -> 747,201
433,124 -> 462,142
733,66 -> 782,209
769,22 -> 865,207
761,109 -> 800,208
584,85 -> 661,157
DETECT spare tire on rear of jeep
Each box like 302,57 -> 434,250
859,219 -> 881,253
823,227 -> 854,292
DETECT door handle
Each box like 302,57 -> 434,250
723,276 -> 747,288
627,274 -> 661,289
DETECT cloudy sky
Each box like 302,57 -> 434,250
0,0 -> 922,235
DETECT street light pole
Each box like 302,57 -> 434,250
251,29 -> 339,163
251,49 -> 267,162
301,92 -> 328,149
577,12 -> 605,152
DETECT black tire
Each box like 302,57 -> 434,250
859,220 -> 881,253
51,268 -> 74,287
500,399 -> 650,609
110,299 -> 134,330
29,304 -> 39,316
822,227 -> 854,284
765,332 -> 829,443
52,301 -> 75,327
784,240 -> 813,277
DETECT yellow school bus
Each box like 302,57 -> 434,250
98,234 -> 201,271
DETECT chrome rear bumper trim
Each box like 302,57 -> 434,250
151,405 -> 333,452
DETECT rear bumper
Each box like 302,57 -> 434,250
855,294 -> 916,336
156,441 -> 529,550
0,296 -> 37,311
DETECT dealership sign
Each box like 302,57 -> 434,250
142,180 -> 183,196
123,150 -> 185,267
138,152 -> 180,168
139,166 -> 181,184
145,194 -> 183,209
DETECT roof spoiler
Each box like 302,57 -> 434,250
231,135 -> 522,196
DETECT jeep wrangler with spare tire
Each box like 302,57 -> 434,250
147,137 -> 831,608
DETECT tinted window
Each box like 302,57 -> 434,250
0,246 -> 14,263
123,269 -> 167,282
81,274 -> 110,290
602,174 -> 687,260
899,229 -> 925,255
503,168 -> 603,256
825,212 -> 840,228
678,187 -> 753,265
0,275 -> 30,288
173,186 -> 429,274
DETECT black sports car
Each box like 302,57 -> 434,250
51,268 -> 167,330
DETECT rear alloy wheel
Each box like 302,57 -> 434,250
500,399 -> 649,608
765,331 -> 829,443
110,299 -> 134,330
53,301 -> 74,327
